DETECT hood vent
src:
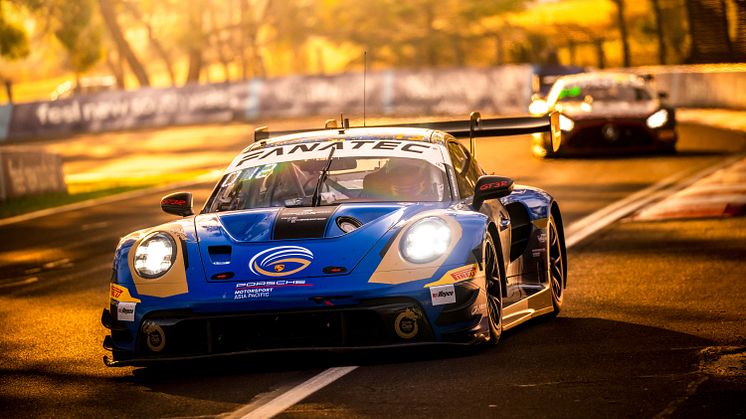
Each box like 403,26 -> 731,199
208,245 -> 232,265
336,216 -> 363,233
273,206 -> 338,240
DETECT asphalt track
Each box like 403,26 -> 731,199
0,123 -> 745,418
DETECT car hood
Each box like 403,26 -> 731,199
193,203 -> 446,281
558,100 -> 658,120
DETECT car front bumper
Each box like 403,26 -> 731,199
102,282 -> 490,366
533,119 -> 677,156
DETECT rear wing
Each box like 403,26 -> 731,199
254,111 -> 561,156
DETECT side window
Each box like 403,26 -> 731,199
461,144 -> 483,193
448,142 -> 482,199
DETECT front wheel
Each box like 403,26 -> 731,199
484,235 -> 504,344
548,213 -> 566,315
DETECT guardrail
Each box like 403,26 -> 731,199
627,64 -> 746,109
0,66 -> 533,142
1,64 -> 744,142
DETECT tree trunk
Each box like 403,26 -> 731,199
424,4 -> 437,66
122,1 -> 176,85
208,6 -> 231,82
735,0 -> 746,59
451,35 -> 464,66
98,0 -> 150,86
594,38 -> 606,69
568,40 -> 576,65
650,0 -> 667,64
105,49 -> 125,88
719,0 -> 733,54
185,4 -> 205,84
493,34 -> 503,65
186,49 -> 202,84
239,0 -> 248,80
613,0 -> 631,67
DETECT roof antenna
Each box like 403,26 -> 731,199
363,50 -> 367,127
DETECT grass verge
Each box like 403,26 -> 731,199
0,185 -> 152,219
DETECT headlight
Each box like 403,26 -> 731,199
559,114 -> 575,132
646,109 -> 669,129
134,232 -> 176,278
400,217 -> 451,263
528,100 -> 549,115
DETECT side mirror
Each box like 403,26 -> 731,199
161,192 -> 194,217
473,176 -> 514,209
528,99 -> 549,115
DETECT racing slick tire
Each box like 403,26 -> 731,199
484,234 -> 504,345
547,212 -> 566,316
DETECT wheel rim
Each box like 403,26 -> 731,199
549,220 -> 564,302
485,242 -> 502,332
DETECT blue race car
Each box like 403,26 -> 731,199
102,113 -> 568,366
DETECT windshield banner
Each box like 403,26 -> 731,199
227,139 -> 446,172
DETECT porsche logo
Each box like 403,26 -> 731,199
249,246 -> 313,277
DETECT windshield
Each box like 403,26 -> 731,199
205,156 -> 449,212
549,80 -> 652,104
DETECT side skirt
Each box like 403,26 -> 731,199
501,287 -> 554,331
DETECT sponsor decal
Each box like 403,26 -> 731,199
394,309 -> 419,339
233,280 -> 308,300
236,140 -> 433,166
450,265 -> 478,281
249,246 -> 313,277
430,284 -> 457,306
161,199 -> 187,206
110,283 -> 141,303
424,264 -> 479,288
479,180 -> 510,191
274,206 -> 337,240
142,321 -> 166,352
235,287 -> 273,300
116,302 -> 137,322
229,139 -> 445,173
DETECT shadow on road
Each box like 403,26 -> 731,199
114,317 -> 709,411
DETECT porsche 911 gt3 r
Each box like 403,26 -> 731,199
101,113 -> 568,366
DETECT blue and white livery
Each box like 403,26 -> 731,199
102,114 -> 568,366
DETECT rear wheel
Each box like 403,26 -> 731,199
484,235 -> 503,344
548,214 -> 565,315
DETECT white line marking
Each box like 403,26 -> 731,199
0,277 -> 39,288
225,367 -> 358,419
564,154 -> 745,248
216,154 -> 746,419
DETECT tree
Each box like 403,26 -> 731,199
650,0 -> 667,64
0,2 -> 29,60
611,0 -> 631,67
53,0 -> 103,78
121,0 -> 176,85
316,0 -> 528,68
735,0 -> 746,59
98,0 -> 150,86
182,0 -> 207,83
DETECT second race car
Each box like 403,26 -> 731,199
529,72 -> 677,157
